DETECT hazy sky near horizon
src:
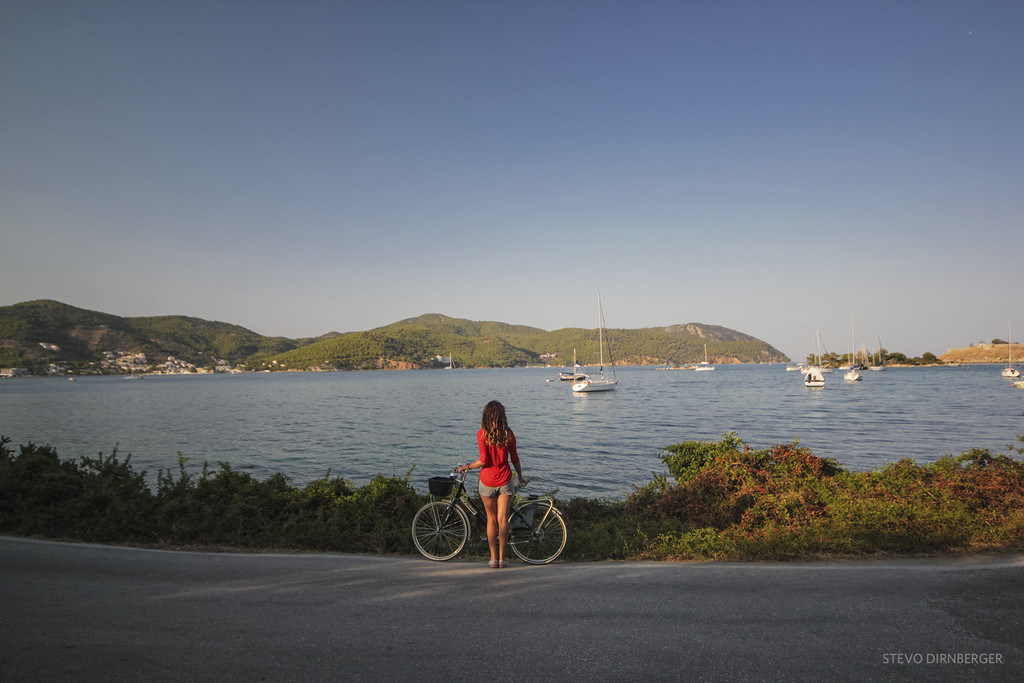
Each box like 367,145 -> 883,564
2,0 -> 1022,360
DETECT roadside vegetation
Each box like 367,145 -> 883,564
2,434 -> 1022,561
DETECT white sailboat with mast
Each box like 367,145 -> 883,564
844,308 -> 862,382
572,294 -> 618,393
1003,320 -> 1020,378
869,336 -> 885,371
814,330 -> 833,372
695,343 -> 715,371
804,330 -> 826,387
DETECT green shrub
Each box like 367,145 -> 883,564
658,432 -> 746,484
559,497 -> 640,560
0,438 -> 153,542
624,435 -> 1024,560
646,527 -> 737,560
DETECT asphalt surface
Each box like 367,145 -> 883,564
2,536 -> 1022,682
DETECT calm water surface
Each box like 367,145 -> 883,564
2,365 -> 1022,499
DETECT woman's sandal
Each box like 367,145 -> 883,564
498,560 -> 506,568
488,560 -> 498,568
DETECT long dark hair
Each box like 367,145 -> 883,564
480,400 -> 512,446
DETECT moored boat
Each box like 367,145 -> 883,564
844,308 -> 862,382
694,344 -> 715,372
1002,321 -> 1020,379
572,294 -> 617,393
558,349 -> 588,382
805,366 -> 825,388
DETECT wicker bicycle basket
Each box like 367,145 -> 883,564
428,476 -> 455,497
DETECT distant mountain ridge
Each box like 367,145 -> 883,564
0,300 -> 789,373
663,323 -> 761,343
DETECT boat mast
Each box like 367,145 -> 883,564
851,307 -> 856,368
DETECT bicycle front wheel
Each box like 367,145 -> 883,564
412,501 -> 469,561
509,502 -> 567,565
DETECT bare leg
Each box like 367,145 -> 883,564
496,493 -> 511,563
482,495 -> 498,563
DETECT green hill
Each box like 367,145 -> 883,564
256,314 -> 546,371
251,313 -> 788,371
0,301 -> 789,374
0,300 -> 297,373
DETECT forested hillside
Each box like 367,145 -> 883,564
0,300 -> 298,372
250,313 -> 788,370
0,301 -> 789,374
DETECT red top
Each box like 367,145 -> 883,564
476,428 -> 519,488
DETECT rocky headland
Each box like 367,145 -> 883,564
940,343 -> 1023,364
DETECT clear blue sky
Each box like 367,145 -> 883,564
2,1 -> 1021,360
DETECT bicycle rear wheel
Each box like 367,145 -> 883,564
509,502 -> 566,565
412,501 -> 469,561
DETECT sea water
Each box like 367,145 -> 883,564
2,365 -> 1022,499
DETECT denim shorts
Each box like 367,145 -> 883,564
479,479 -> 516,498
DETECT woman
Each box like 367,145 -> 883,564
457,400 -> 526,568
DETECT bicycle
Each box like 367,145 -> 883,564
411,466 -> 567,564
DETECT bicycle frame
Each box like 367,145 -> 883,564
441,470 -> 486,526
440,469 -> 560,535
506,496 -> 560,546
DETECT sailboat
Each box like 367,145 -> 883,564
1002,320 -> 1020,378
694,344 -> 715,371
558,349 -> 588,382
802,330 -> 826,376
803,330 -> 826,387
844,308 -> 862,382
572,294 -> 618,393
868,336 -> 885,371
815,330 -> 833,372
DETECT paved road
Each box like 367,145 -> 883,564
2,536 -> 1022,682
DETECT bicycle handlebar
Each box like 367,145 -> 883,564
450,464 -> 529,489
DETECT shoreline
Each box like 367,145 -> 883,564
7,361 -> 1020,378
